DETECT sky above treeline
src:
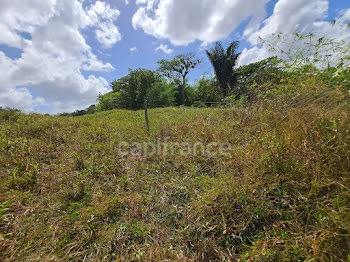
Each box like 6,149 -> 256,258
0,0 -> 349,113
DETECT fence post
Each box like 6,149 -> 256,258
144,96 -> 150,134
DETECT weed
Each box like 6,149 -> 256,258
0,74 -> 349,261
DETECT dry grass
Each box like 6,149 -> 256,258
0,75 -> 349,261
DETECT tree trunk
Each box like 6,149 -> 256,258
180,77 -> 186,105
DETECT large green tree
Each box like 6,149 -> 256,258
194,77 -> 222,106
158,53 -> 201,105
206,41 -> 241,96
109,69 -> 159,110
109,69 -> 174,110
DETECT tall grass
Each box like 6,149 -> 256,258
0,74 -> 349,261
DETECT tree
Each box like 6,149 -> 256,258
234,57 -> 283,101
147,81 -> 177,108
194,77 -> 222,106
110,69 -> 163,110
158,53 -> 201,105
97,69 -> 177,111
206,41 -> 240,96
96,92 -> 121,111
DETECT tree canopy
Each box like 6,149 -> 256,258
206,41 -> 241,96
158,53 -> 201,105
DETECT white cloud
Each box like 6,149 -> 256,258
239,0 -> 350,66
238,47 -> 269,66
0,87 -> 47,113
132,0 -> 350,67
0,0 -> 56,49
155,44 -> 173,54
132,0 -> 270,46
95,21 -> 122,48
245,0 -> 329,45
130,46 -> 138,52
343,9 -> 350,20
0,0 -> 121,113
87,1 -> 121,48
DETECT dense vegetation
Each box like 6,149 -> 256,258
1,34 -> 350,261
62,43 -> 241,115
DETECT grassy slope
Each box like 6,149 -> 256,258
0,76 -> 349,261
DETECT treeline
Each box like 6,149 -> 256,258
64,42 -> 280,116
63,34 -> 350,116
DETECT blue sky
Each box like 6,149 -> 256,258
0,0 -> 349,113
83,0 -> 216,83
90,0 -> 349,82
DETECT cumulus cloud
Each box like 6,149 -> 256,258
132,0 -> 270,46
238,47 -> 270,66
239,0 -> 350,66
0,0 -> 121,113
0,87 -> 47,113
0,0 -> 56,49
245,0 -> 328,45
155,44 -> 173,54
131,0 -> 349,67
87,1 -> 121,48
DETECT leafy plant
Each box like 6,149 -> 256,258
206,41 -> 241,96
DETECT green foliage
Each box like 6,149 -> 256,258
158,53 -> 201,105
1,74 -> 349,261
96,92 -> 121,112
223,94 -> 248,106
0,107 -> 21,122
184,86 -> 197,106
0,200 -> 12,220
320,65 -> 350,90
206,41 -> 240,96
108,69 -> 166,110
94,65 -> 205,111
192,101 -> 206,108
8,164 -> 39,191
147,81 -> 177,107
61,105 -> 97,116
2,34 -> 350,261
234,57 -> 283,100
194,77 -> 222,105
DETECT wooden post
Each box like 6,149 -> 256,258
144,96 -> 150,134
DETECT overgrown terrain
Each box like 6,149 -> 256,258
1,69 -> 349,261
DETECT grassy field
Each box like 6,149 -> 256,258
0,76 -> 349,261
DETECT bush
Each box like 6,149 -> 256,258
0,107 -> 21,122
96,92 -> 121,112
194,77 -> 222,105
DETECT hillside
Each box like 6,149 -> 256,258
0,74 -> 350,261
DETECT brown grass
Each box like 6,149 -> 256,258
0,75 -> 349,261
